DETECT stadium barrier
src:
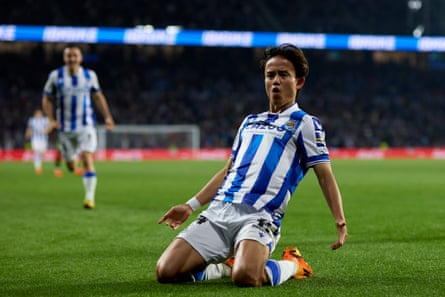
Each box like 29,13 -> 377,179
1,147 -> 445,161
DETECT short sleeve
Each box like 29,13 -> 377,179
299,115 -> 330,168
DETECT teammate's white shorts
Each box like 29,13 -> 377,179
177,200 -> 280,264
31,139 -> 48,154
58,127 -> 97,162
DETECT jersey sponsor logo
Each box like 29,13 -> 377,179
245,119 -> 300,137
62,86 -> 91,93
244,121 -> 287,138
246,121 -> 286,132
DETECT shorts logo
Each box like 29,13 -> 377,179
254,218 -> 276,235
197,215 -> 207,224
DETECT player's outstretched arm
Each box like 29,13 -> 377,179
331,222 -> 348,250
313,162 -> 348,250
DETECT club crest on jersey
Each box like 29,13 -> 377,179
284,120 -> 297,132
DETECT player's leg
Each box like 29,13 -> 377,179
78,128 -> 98,209
31,140 -> 43,174
231,216 -> 304,287
33,151 -> 43,174
157,207 -> 232,283
58,132 -> 77,172
58,132 -> 96,208
64,152 -> 84,175
73,153 -> 84,176
233,239 -> 310,287
54,148 -> 64,177
156,238 -> 207,283
50,131 -> 63,177
80,150 -> 96,209
231,239 -> 269,286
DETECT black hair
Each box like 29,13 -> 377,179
259,43 -> 309,78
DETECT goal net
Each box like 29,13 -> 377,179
97,125 -> 200,150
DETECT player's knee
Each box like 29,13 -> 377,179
156,260 -> 177,283
231,268 -> 263,287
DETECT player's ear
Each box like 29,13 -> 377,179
295,77 -> 305,89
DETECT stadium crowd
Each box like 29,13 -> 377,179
1,44 -> 444,149
3,0 -> 445,35
1,1 -> 445,149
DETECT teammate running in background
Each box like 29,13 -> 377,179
42,44 -> 115,209
156,44 -> 347,287
53,145 -> 84,178
25,108 -> 51,174
53,146 -> 64,178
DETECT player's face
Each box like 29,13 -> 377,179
264,56 -> 305,113
63,47 -> 83,74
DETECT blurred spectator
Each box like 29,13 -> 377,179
1,1 -> 445,148
1,43 -> 444,149
3,0 -> 445,36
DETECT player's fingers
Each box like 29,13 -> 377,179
157,214 -> 168,224
164,220 -> 178,230
161,218 -> 179,230
158,207 -> 176,224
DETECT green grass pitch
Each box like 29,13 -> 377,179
1,159 -> 444,296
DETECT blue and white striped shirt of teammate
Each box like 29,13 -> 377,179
42,45 -> 114,210
43,66 -> 100,133
214,103 -> 329,230
25,109 -> 50,173
27,115 -> 50,151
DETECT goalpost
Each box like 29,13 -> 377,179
97,124 -> 200,150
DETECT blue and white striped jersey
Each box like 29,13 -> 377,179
28,116 -> 49,142
214,103 -> 330,226
43,66 -> 101,132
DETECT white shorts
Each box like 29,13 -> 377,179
58,127 -> 97,162
177,201 -> 280,264
31,139 -> 48,153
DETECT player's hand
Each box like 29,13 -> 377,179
158,204 -> 193,230
105,117 -> 115,130
49,120 -> 60,131
331,223 -> 347,250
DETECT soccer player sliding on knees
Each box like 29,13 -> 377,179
156,44 -> 347,287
